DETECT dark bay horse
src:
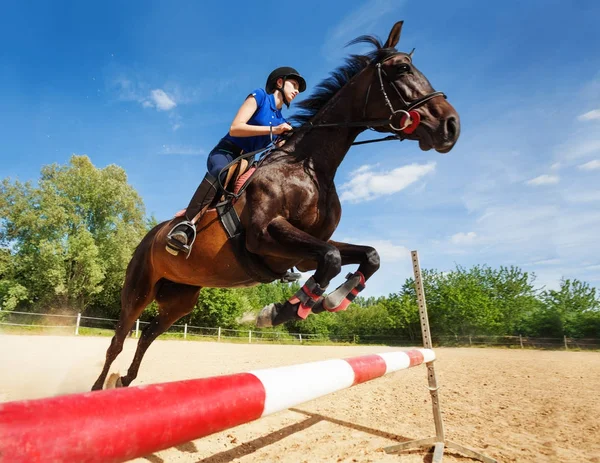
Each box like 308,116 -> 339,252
92,21 -> 460,390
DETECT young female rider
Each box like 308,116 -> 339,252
166,67 -> 307,254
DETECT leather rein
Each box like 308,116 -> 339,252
293,53 -> 446,146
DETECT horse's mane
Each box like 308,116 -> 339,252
289,35 -> 398,126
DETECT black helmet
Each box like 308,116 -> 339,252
265,67 -> 307,94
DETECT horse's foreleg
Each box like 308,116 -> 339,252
297,240 -> 380,278
120,281 -> 201,387
328,240 -> 380,278
251,218 -> 342,327
312,240 -> 380,313
253,217 -> 343,287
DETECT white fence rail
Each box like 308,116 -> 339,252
0,310 -> 335,344
1,309 -> 598,349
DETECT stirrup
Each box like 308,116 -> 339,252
280,270 -> 302,283
165,220 -> 197,258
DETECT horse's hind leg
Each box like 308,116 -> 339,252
91,266 -> 158,391
120,281 -> 201,387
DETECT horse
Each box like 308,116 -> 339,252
92,21 -> 460,391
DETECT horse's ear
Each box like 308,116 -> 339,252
384,21 -> 403,49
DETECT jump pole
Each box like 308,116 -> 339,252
0,349 -> 433,462
383,250 -> 497,463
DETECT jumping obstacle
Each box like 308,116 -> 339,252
0,251 -> 497,463
382,251 -> 496,462
0,349 -> 433,462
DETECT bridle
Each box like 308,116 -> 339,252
370,55 -> 445,132
293,52 -> 446,146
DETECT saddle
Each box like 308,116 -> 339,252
220,158 -> 255,199
171,156 -> 299,284
173,159 -> 256,220
215,159 -> 256,239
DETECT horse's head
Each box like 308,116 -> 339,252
363,21 -> 460,153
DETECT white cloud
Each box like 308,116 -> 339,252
450,232 -> 477,245
359,240 -> 410,262
578,159 -> 600,170
459,204 -> 600,280
526,174 -> 559,186
337,237 -> 410,263
563,191 -> 600,203
111,77 -> 177,112
148,89 -> 176,111
560,138 -> 600,160
168,112 -> 183,131
160,145 -> 205,156
471,205 -> 559,250
550,162 -> 561,170
114,77 -> 139,101
527,258 -> 561,266
353,165 -> 372,174
578,109 -> 600,121
340,162 -> 435,203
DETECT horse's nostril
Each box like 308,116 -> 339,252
445,116 -> 458,140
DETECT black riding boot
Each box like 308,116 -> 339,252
166,172 -> 219,254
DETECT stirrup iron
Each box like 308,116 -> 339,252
280,270 -> 302,283
165,220 -> 197,258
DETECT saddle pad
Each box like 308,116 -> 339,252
173,167 -> 257,218
233,167 -> 256,195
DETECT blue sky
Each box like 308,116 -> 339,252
2,0 -> 600,297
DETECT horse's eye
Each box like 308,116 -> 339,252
397,63 -> 411,74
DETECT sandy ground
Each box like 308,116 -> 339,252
0,334 -> 599,463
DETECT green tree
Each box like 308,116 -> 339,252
189,288 -> 246,328
0,155 -> 148,313
286,310 -> 338,337
531,279 -> 600,337
333,302 -> 393,339
0,248 -> 29,311
482,265 -> 541,334
380,293 -> 421,340
395,265 -> 541,337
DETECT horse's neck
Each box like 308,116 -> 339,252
289,80 -> 371,181
294,127 -> 362,179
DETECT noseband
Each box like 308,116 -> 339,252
297,53 -> 446,145
370,55 -> 445,133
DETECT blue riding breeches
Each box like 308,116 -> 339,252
207,139 -> 244,179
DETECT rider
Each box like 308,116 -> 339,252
166,67 -> 307,254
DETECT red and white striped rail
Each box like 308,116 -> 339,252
0,348 -> 434,463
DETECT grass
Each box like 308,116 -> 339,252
0,325 -> 76,336
0,325 -> 357,346
6,324 -> 590,350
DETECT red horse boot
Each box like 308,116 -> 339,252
256,276 -> 326,327
322,271 -> 365,312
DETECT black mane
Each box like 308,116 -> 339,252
289,35 -> 398,126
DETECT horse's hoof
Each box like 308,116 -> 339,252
105,373 -> 124,389
256,303 -> 277,328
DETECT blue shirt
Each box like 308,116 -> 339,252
222,88 -> 287,154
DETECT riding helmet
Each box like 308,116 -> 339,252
265,67 -> 307,94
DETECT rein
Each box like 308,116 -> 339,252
293,53 -> 446,146
217,53 -> 448,199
